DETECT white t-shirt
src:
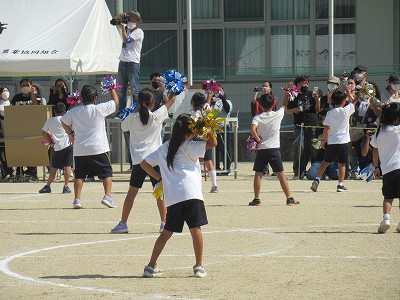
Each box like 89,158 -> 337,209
370,125 -> 400,175
323,104 -> 355,144
119,28 -> 144,63
61,101 -> 116,156
212,98 -> 232,127
144,140 -> 207,207
42,116 -> 70,151
252,107 -> 284,149
121,105 -> 169,165
0,99 -> 10,130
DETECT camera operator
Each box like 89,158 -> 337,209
251,81 -> 277,117
114,11 -> 144,115
48,78 -> 69,111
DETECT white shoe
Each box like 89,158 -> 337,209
101,196 -> 117,208
193,266 -> 207,278
378,219 -> 390,233
73,199 -> 82,209
159,222 -> 165,233
143,265 -> 163,278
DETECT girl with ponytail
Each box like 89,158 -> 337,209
370,102 -> 400,233
140,113 -> 217,278
111,88 -> 176,234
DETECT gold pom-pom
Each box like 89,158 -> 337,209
153,181 -> 163,199
188,108 -> 226,140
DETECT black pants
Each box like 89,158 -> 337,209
293,127 -> 316,177
216,131 -> 232,171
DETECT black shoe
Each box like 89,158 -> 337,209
39,185 -> 51,193
286,197 -> 300,206
310,180 -> 319,192
248,199 -> 261,206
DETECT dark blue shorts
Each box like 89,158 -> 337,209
253,148 -> 284,173
74,153 -> 112,180
129,164 -> 160,188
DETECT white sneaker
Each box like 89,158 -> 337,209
111,221 -> 128,234
101,196 -> 117,208
396,223 -> 400,233
378,219 -> 390,233
73,199 -> 82,209
193,266 -> 207,278
143,265 -> 163,278
159,222 -> 165,233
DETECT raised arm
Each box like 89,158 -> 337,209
163,92 -> 176,110
109,88 -> 119,107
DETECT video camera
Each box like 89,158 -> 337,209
110,14 -> 128,26
253,87 -> 263,92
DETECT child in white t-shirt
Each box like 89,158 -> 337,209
111,88 -> 175,234
39,102 -> 72,194
311,91 -> 357,193
370,102 -> 400,233
61,85 -> 118,209
250,93 -> 299,206
140,113 -> 217,278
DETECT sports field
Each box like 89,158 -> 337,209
0,163 -> 399,300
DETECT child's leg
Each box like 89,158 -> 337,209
102,176 -> 112,197
337,163 -> 346,184
74,178 -> 83,199
383,199 -> 393,215
46,167 -> 58,186
189,227 -> 204,267
275,171 -> 291,198
156,197 -> 166,222
63,166 -> 71,187
148,229 -> 173,267
204,160 -> 217,187
253,172 -> 263,199
316,161 -> 330,179
120,186 -> 139,222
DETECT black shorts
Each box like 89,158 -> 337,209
74,153 -> 112,180
382,169 -> 400,199
323,143 -> 348,163
52,146 -> 73,169
129,164 -> 160,188
203,148 -> 213,161
253,148 -> 284,173
164,199 -> 208,233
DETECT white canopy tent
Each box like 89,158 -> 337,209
0,0 -> 121,78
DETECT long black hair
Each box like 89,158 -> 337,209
376,102 -> 400,137
191,92 -> 206,111
167,114 -> 193,170
137,88 -> 154,125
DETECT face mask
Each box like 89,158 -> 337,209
151,81 -> 160,89
21,86 -> 31,94
127,22 -> 136,29
391,84 -> 400,91
327,83 -> 339,91
300,86 -> 308,93
355,73 -> 364,81
1,91 -> 9,100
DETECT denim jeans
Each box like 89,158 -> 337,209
118,61 -> 140,114
306,161 -> 339,180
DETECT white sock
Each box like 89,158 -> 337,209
209,170 -> 217,187
383,214 -> 390,220
338,181 -> 344,186
315,177 -> 321,182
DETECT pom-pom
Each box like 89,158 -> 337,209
281,86 -> 300,101
118,103 -> 137,121
202,79 -> 220,95
100,76 -> 122,95
153,181 -> 163,199
359,163 -> 374,182
66,90 -> 82,107
188,108 -> 225,140
356,82 -> 376,99
246,136 -> 257,152
41,132 -> 54,146
160,70 -> 187,96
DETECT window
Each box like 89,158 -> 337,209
315,0 -> 356,19
271,26 -> 310,76
137,0 -> 177,23
140,30 -> 178,78
315,24 -> 356,72
183,29 -> 223,78
224,0 -> 263,22
184,0 -> 221,19
271,0 -> 310,20
225,28 -> 265,77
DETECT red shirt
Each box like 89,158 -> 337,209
251,96 -> 278,117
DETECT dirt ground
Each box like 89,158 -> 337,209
0,162 -> 399,300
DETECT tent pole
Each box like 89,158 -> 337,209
186,0 -> 193,86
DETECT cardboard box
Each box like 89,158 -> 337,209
4,105 -> 52,167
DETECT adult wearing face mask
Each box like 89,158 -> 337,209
370,74 -> 400,117
0,86 -> 15,179
0,86 -> 11,123
284,75 -> 320,179
149,72 -> 168,112
10,79 -> 38,106
320,76 -> 340,111
116,11 -> 144,115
